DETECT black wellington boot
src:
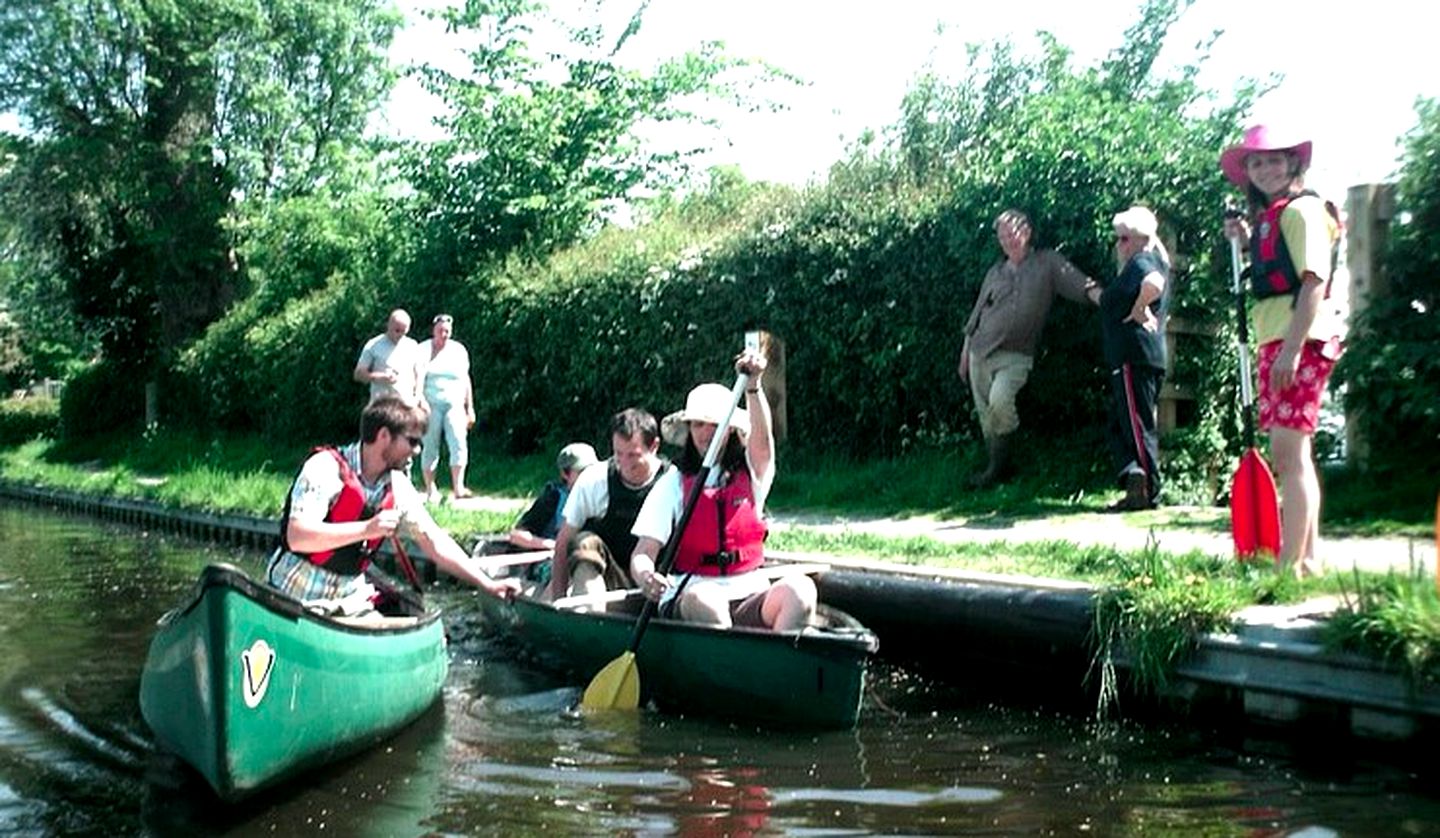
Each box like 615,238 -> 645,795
968,433 -> 1013,488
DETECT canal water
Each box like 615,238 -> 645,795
1,503 -> 1437,836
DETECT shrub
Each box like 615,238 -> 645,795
1335,97 -> 1440,475
0,396 -> 59,445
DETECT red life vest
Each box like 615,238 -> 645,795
1249,191 -> 1340,303
672,469 -> 767,576
279,447 -> 394,576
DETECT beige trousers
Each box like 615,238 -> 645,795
967,350 -> 1034,439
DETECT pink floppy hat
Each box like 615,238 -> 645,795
1219,125 -> 1312,187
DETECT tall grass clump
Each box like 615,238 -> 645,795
1325,560 -> 1440,686
1088,538 -> 1300,718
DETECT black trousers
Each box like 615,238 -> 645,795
1105,363 -> 1164,503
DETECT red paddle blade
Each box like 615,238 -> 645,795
1231,448 -> 1281,560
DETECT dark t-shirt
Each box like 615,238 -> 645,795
515,481 -> 565,540
1099,250 -> 1169,370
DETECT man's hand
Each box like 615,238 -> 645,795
485,577 -> 522,601
365,508 -> 401,541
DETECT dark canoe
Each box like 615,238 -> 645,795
471,564 -> 879,729
138,563 -> 447,801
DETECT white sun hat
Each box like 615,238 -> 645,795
660,382 -> 748,446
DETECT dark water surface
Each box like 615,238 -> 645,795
1,503 -> 1437,836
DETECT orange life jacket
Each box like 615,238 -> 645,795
279,447 -> 394,576
1250,191 -> 1340,304
672,469 -> 766,576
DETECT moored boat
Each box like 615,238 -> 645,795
472,557 -> 878,729
139,563 -> 447,800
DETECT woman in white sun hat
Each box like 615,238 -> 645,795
1220,124 -> 1346,578
629,347 -> 816,631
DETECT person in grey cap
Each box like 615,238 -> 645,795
507,441 -> 600,553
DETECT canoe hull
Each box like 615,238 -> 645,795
139,564 -> 447,800
477,590 -> 877,729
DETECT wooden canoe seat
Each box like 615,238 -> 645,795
330,613 -> 424,629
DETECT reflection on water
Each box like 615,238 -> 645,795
1,502 -> 1438,836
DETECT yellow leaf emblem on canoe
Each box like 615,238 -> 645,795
241,639 -> 275,709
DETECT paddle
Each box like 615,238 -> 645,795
581,371 -> 751,712
1226,232 -> 1281,560
389,535 -> 425,593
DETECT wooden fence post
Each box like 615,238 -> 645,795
754,331 -> 787,444
1343,183 -> 1396,471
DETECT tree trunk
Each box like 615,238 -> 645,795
141,14 -> 236,365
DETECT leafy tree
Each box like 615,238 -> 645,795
402,0 -> 785,279
0,0 -> 399,411
1335,97 -> 1440,471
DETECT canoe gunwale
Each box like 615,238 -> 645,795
157,562 -> 442,636
515,590 -> 879,654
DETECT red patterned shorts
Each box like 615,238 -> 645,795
1257,338 -> 1340,434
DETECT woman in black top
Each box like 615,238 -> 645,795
1088,206 -> 1170,511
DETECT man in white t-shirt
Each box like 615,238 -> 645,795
267,396 -> 518,611
353,309 -> 426,407
544,409 -> 669,601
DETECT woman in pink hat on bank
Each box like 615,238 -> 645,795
1220,125 -> 1347,578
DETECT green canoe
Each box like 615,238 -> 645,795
473,562 -> 878,729
139,563 -> 447,800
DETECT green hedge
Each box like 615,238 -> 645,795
168,17 -> 1255,503
0,396 -> 59,445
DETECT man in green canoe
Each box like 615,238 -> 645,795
545,408 -> 670,601
267,396 -> 518,612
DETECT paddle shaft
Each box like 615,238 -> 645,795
1229,236 -> 1258,449
1227,229 -> 1282,559
389,535 -> 424,594
623,372 -> 751,654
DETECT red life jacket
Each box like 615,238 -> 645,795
672,469 -> 767,576
1249,191 -> 1340,303
279,447 -> 394,576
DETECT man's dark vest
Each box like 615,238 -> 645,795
1250,191 -> 1339,303
581,459 -> 669,562
279,447 -> 394,576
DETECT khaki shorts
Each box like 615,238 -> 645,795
661,585 -> 769,628
567,531 -> 635,589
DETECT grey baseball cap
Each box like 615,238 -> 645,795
556,442 -> 599,473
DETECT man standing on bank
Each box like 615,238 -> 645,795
544,409 -> 670,601
959,209 -> 1099,486
354,309 -> 426,409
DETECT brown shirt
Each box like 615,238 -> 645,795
963,249 -> 1093,360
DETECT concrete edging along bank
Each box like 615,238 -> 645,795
766,551 -> 1440,743
4,480 -> 1436,743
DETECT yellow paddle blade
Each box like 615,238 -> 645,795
581,651 -> 640,711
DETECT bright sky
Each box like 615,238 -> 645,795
382,0 -> 1437,202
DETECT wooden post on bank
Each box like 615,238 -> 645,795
1342,184 -> 1396,471
752,331 -> 787,444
